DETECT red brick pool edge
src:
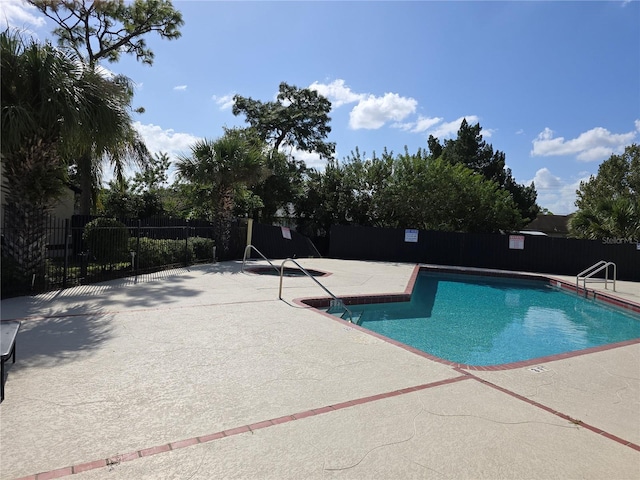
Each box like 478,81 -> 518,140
15,368 -> 639,480
295,264 -> 640,372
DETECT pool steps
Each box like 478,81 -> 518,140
340,310 -> 363,325
576,261 -> 617,294
278,257 -> 355,323
242,246 -> 356,322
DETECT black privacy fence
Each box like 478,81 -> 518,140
329,225 -> 640,281
1,215 -> 218,298
249,222 -> 322,260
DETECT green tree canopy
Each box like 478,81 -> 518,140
69,72 -> 151,215
0,29 -> 137,279
1,30 -> 131,166
232,82 -> 335,159
232,82 -> 335,222
31,0 -> 184,214
429,119 -> 539,224
176,129 -> 270,257
569,144 -> 640,240
29,0 -> 183,66
249,150 -> 306,223
295,147 -> 524,236
383,152 -> 522,233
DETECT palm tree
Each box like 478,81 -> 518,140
28,0 -> 184,214
570,197 -> 640,240
0,29 -> 142,283
176,129 -> 269,258
73,73 -> 150,215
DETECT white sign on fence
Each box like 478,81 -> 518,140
281,227 -> 291,240
509,235 -> 525,250
405,229 -> 419,243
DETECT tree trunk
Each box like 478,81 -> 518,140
214,189 -> 235,260
77,151 -> 94,215
1,137 -> 63,290
1,201 -> 49,289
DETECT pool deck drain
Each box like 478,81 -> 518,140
1,259 -> 639,479
528,365 -> 550,373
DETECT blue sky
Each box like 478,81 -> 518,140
3,0 -> 639,214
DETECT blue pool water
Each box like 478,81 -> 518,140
346,272 -> 640,366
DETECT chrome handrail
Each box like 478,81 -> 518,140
577,260 -> 607,279
576,260 -> 616,294
241,245 -> 280,275
278,258 -> 354,323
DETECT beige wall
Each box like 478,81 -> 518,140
0,157 -> 76,237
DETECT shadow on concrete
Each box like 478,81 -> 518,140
0,264 -> 238,368
0,260 -> 287,371
1,260 -> 285,318
7,304 -> 112,370
2,267 -> 212,319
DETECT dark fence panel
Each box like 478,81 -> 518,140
2,215 -> 219,298
250,223 -> 321,259
2,214 -> 71,297
329,225 -> 640,281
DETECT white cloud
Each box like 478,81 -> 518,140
310,79 -> 417,130
416,117 -> 444,133
0,0 -> 46,30
349,92 -> 417,130
309,79 -> 363,108
516,129 -> 524,135
394,115 -> 443,133
531,123 -> 638,161
129,122 -> 201,184
528,167 -> 590,215
428,115 -> 480,139
531,167 -> 563,190
482,128 -> 495,138
173,85 -> 187,92
212,94 -> 235,110
133,122 -> 200,160
280,145 -> 326,171
309,78 -> 491,138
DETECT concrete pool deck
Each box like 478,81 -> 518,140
0,259 -> 638,479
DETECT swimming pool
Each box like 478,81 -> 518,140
325,271 -> 640,366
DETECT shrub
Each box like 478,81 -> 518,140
130,237 -> 194,268
127,236 -> 215,270
83,218 -> 130,263
190,237 -> 215,261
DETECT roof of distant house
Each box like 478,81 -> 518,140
523,214 -> 573,236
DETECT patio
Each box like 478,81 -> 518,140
1,259 -> 638,479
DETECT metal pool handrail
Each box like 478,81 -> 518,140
576,260 -> 616,294
241,245 -> 280,275
278,258 -> 354,323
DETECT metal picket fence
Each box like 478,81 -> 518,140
1,215 -> 217,298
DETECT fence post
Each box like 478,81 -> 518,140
185,221 -> 190,266
63,218 -> 70,288
135,219 -> 140,278
246,218 -> 253,248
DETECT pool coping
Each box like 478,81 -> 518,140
295,264 -> 640,371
